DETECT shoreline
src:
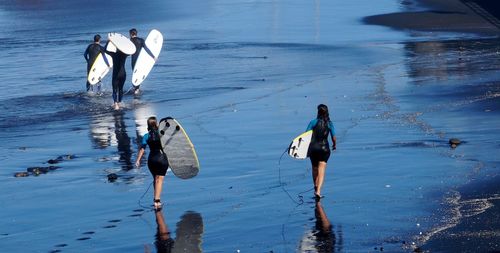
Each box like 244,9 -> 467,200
364,0 -> 500,252
363,0 -> 500,36
421,175 -> 500,252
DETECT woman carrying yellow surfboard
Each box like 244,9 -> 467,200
306,104 -> 336,200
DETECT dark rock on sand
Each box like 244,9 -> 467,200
449,138 -> 461,148
107,173 -> 118,182
48,154 -> 76,164
26,166 -> 60,175
14,172 -> 29,177
27,167 -> 50,175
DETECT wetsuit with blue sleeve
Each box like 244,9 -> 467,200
141,130 -> 169,176
307,118 -> 335,164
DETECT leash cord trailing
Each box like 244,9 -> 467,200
138,181 -> 154,210
278,148 -> 314,206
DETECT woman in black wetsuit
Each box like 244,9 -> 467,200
105,43 -> 128,110
135,117 -> 169,209
306,104 -> 336,200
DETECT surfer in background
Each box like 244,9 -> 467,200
307,104 -> 336,200
135,116 -> 169,210
106,43 -> 128,110
129,28 -> 155,95
84,34 -> 105,92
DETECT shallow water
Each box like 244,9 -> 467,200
1,0 -> 499,252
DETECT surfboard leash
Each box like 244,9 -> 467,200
278,148 -> 314,206
138,181 -> 154,210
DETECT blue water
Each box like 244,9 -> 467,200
1,0 -> 499,252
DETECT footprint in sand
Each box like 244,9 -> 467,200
129,209 -> 145,217
49,243 -> 67,252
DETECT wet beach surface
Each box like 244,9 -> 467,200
1,0 -> 499,252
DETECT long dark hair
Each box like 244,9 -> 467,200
147,116 -> 160,142
316,104 -> 330,123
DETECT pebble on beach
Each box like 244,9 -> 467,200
107,173 -> 118,182
48,154 -> 76,164
449,138 -> 461,148
14,172 -> 29,177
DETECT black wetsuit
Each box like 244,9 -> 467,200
141,130 -> 169,176
84,43 -> 105,91
130,37 -> 146,70
106,47 -> 128,103
307,119 -> 335,165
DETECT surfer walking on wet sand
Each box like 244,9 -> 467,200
135,116 -> 169,210
307,104 -> 336,200
84,34 -> 105,92
105,43 -> 128,110
129,28 -> 155,95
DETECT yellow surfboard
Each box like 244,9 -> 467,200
87,52 -> 113,85
159,117 -> 200,179
287,130 -> 312,159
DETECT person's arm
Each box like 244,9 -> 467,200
99,45 -> 111,67
135,134 -> 148,167
84,45 -> 90,62
135,148 -> 145,168
141,39 -> 157,60
104,41 -> 116,56
329,121 -> 336,150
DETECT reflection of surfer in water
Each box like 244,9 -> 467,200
153,210 -> 175,253
144,210 -> 204,253
135,117 -> 169,210
87,112 -> 134,170
113,111 -> 134,170
106,42 -> 129,110
299,202 -> 341,253
84,34 -> 105,92
307,104 -> 336,200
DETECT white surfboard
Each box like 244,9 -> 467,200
108,32 -> 136,55
106,39 -> 117,53
159,117 -> 200,179
87,52 -> 113,85
287,130 -> 312,159
132,29 -> 163,87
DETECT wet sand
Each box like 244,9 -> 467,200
0,0 -> 499,252
364,0 -> 500,35
365,0 -> 500,252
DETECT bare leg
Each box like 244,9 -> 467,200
154,175 -> 165,208
315,161 -> 327,197
311,160 -> 319,193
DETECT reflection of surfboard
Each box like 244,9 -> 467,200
132,29 -> 163,87
87,52 -> 113,85
287,130 -> 312,159
159,117 -> 199,179
108,32 -> 136,55
173,211 -> 203,253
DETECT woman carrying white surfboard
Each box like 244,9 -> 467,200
306,104 -> 336,200
135,116 -> 169,210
